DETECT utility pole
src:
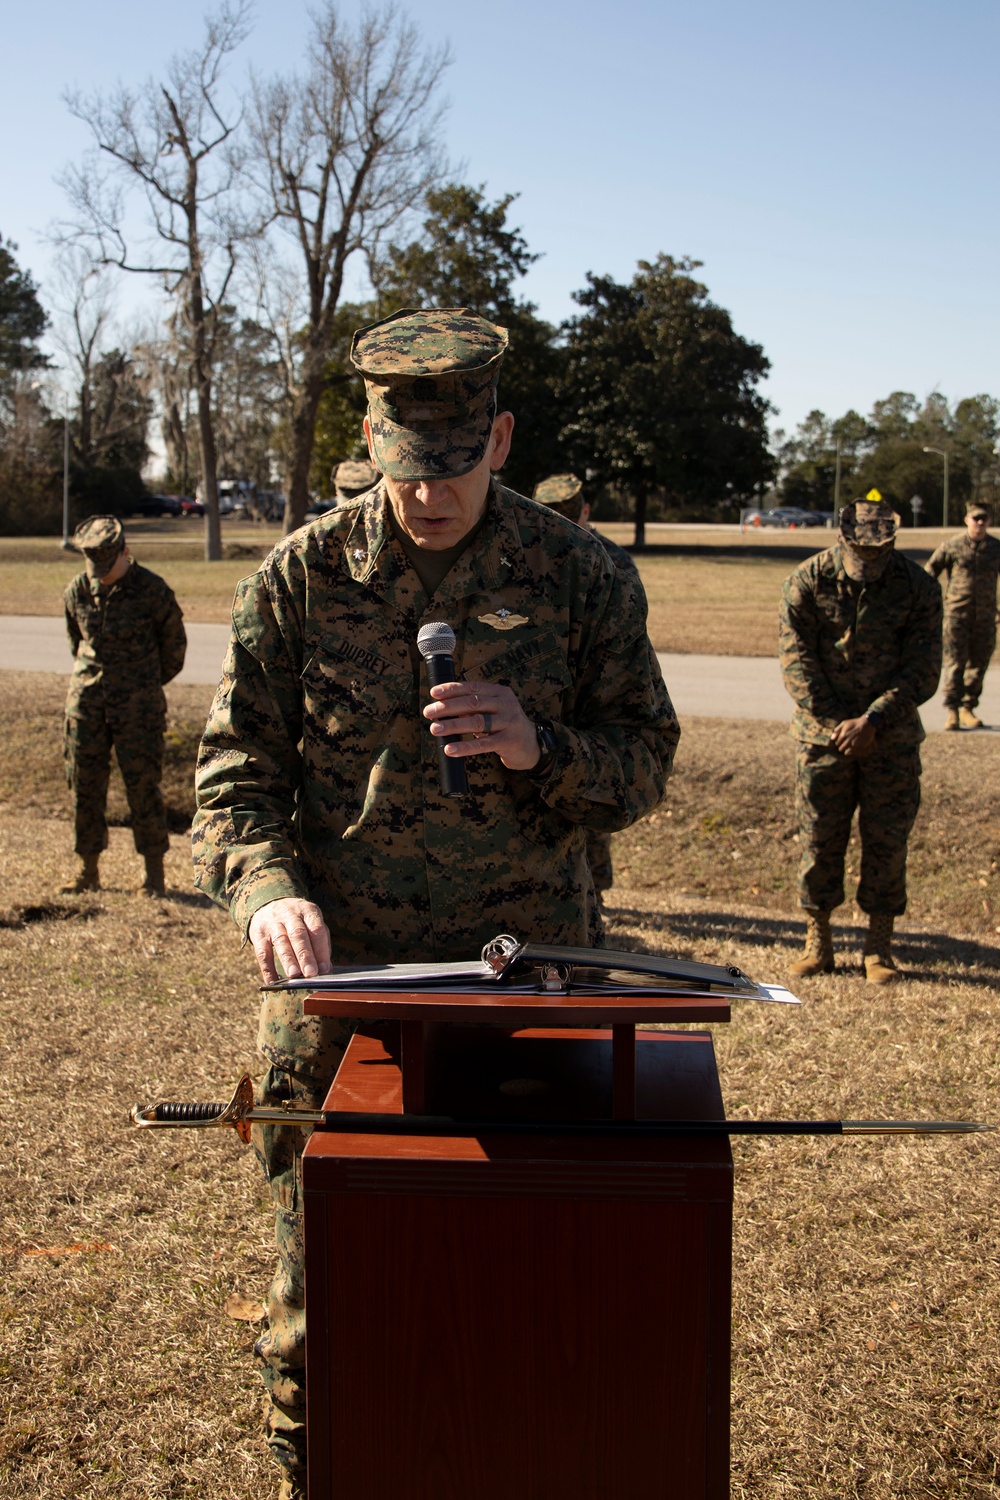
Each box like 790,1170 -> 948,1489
833,435 -> 843,523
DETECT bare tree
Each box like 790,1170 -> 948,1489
59,1 -> 251,559
137,305 -> 197,494
52,248 -> 114,467
246,2 -> 448,533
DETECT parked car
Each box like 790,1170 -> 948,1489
121,493 -> 185,518
742,508 -> 789,528
742,506 -> 829,530
178,495 -> 203,517
779,507 -> 830,528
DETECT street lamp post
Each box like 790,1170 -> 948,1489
922,446 -> 949,527
60,407 -> 71,549
30,380 -> 72,548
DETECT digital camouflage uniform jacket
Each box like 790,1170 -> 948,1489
925,532 -> 1000,623
596,532 -> 640,583
64,562 -> 187,718
779,545 -> 942,748
193,482 -> 678,1077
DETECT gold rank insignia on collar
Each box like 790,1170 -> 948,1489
479,608 -> 529,631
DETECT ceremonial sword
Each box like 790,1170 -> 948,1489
130,1074 -> 995,1142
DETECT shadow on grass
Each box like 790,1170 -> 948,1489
607,904 -> 1000,982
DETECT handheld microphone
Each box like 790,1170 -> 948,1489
417,621 -> 469,797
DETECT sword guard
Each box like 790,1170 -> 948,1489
130,1073 -> 255,1142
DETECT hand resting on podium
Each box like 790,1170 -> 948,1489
249,898 -> 333,984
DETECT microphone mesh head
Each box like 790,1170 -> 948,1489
417,621 -> 456,658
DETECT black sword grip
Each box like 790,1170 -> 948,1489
150,1101 -> 228,1122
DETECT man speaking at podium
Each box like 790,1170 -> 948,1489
192,307 -> 678,1498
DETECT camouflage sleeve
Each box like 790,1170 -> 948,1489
530,563 -> 678,832
64,586 -> 81,659
778,570 -> 844,727
866,572 -> 943,724
925,540 -> 951,579
155,582 -> 187,685
192,571 -> 309,934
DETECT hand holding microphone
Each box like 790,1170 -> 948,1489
417,621 -> 543,792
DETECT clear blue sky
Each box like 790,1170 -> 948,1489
3,0 -> 997,436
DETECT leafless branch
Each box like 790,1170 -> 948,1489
243,1 -> 449,529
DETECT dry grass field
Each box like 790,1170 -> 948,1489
0,524 -> 956,657
1,670 -> 998,1497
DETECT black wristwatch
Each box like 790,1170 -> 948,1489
531,719 -> 558,778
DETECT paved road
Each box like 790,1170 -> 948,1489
1,614 -> 996,732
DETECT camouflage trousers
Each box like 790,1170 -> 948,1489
586,828 -> 614,894
251,1057 -> 346,1482
941,613 -> 996,710
64,707 -> 168,858
794,742 -> 922,916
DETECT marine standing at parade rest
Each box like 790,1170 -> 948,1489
63,515 -> 186,897
779,493 -> 942,984
925,502 -> 1000,730
532,471 -> 646,898
192,308 -> 679,1500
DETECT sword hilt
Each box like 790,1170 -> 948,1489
130,1074 -> 256,1141
146,1101 -> 229,1122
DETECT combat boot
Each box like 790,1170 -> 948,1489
61,854 -> 100,893
789,911 -> 835,977
141,854 -> 166,897
944,708 -> 960,731
863,912 -> 899,984
959,707 -> 983,729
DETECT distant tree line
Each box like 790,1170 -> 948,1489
0,2 -> 995,549
773,393 -> 1000,524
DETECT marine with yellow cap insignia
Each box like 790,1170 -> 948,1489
779,495 -> 942,984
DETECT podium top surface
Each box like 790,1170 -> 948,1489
302,988 -> 732,1024
304,1029 -> 734,1170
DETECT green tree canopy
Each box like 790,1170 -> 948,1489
0,236 -> 48,376
777,391 -> 1000,522
558,255 -> 773,540
374,183 -> 568,493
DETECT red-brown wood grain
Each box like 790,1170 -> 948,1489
304,1028 -> 733,1498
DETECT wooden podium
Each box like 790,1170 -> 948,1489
302,988 -> 734,1500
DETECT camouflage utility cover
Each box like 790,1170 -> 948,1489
350,308 -> 508,481
73,514 -> 125,577
925,530 -> 1000,619
193,479 -> 678,1079
64,561 -> 187,718
533,474 -> 584,507
333,460 -> 378,498
839,497 -> 897,548
779,545 -> 942,748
